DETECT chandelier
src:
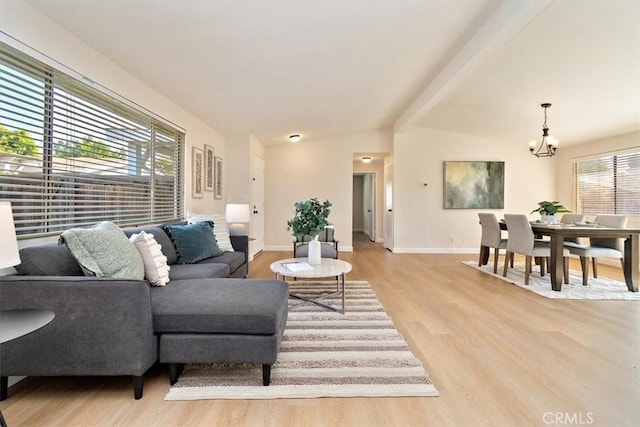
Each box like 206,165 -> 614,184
529,103 -> 558,158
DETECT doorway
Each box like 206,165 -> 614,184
352,172 -> 375,242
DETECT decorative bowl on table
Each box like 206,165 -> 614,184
574,221 -> 600,227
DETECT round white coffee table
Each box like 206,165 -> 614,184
270,258 -> 352,314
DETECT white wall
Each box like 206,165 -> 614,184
264,129 -> 393,251
226,134 -> 252,204
393,126 -> 556,252
0,0 -> 227,218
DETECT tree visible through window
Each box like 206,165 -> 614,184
0,42 -> 184,238
575,151 -> 640,218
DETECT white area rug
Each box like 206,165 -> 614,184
164,281 -> 439,400
463,261 -> 639,300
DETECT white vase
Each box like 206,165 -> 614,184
541,214 -> 558,224
307,236 -> 322,266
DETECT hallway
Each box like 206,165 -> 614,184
351,231 -> 382,254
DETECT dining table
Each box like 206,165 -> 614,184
480,221 -> 640,292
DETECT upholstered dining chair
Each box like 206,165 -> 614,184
560,213 -> 586,244
478,213 -> 509,273
565,214 -> 627,286
536,213 -> 586,273
293,226 -> 339,259
503,214 -> 570,285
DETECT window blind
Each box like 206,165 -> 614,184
0,42 -> 184,238
575,150 -> 640,217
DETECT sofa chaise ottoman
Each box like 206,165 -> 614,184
152,278 -> 289,386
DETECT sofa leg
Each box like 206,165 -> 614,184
262,364 -> 271,386
132,375 -> 143,400
169,363 -> 185,385
0,377 -> 7,401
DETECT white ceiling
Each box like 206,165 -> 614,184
27,0 -> 640,147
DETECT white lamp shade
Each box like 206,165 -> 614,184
225,204 -> 251,223
0,201 -> 21,268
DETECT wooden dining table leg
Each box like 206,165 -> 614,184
549,235 -> 565,291
623,234 -> 639,292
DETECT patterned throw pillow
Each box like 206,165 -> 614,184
163,221 -> 223,264
59,221 -> 144,279
186,212 -> 235,252
129,231 -> 170,286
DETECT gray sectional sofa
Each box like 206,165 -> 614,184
0,223 -> 289,400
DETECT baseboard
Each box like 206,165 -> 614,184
391,247 -> 479,254
264,245 -> 297,252
263,245 -> 353,252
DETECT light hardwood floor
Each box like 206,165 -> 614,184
1,233 -> 638,426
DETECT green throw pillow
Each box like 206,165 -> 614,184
59,221 -> 144,280
163,221 -> 223,264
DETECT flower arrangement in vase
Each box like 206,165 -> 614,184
287,198 -> 332,265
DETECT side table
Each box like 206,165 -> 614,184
0,309 -> 55,427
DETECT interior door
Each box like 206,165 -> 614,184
251,153 -> 265,258
384,161 -> 393,251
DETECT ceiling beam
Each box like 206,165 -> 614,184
393,0 -> 553,132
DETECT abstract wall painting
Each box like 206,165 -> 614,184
443,161 -> 504,209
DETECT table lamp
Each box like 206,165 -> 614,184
225,203 -> 251,236
0,201 -> 21,269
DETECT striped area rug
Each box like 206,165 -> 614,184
164,281 -> 439,400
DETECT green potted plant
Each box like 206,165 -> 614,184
531,200 -> 570,224
287,198 -> 332,265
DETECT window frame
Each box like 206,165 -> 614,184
573,147 -> 640,220
0,41 -> 185,239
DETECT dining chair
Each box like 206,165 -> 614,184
536,213 -> 586,271
503,214 -> 569,285
478,213 -> 509,273
565,214 -> 627,286
560,213 -> 586,244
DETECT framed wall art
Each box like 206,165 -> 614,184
214,156 -> 223,199
192,147 -> 204,198
204,145 -> 214,191
443,161 -> 504,209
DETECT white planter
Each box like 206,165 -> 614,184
541,214 -> 558,224
307,236 -> 322,266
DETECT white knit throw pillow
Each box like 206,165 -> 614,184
129,231 -> 170,286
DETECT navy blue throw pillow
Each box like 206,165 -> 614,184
163,221 -> 223,264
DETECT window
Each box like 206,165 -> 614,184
0,42 -> 184,238
575,150 -> 640,218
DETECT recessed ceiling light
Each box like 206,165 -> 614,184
361,156 -> 372,163
288,134 -> 301,143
